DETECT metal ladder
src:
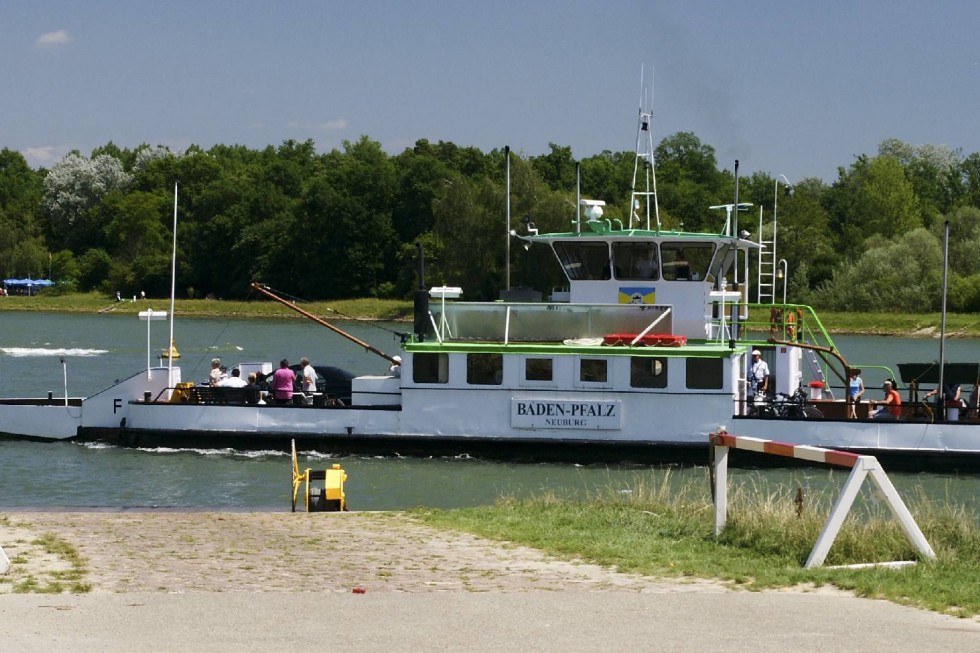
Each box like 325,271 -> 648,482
757,207 -> 776,303
803,347 -> 835,399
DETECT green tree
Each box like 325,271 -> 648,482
391,140 -> 452,242
825,155 -> 921,258
878,138 -> 960,221
43,152 -> 132,252
0,148 -> 47,278
654,132 -> 730,231
812,228 -> 941,311
530,143 -> 576,191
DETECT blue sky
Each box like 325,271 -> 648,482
3,1 -> 980,182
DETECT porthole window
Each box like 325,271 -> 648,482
686,357 -> 723,389
413,353 -> 448,384
631,357 -> 667,388
579,358 -> 608,383
467,353 -> 503,385
525,358 -> 553,382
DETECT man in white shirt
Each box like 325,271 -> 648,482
300,357 -> 318,404
748,349 -> 769,399
217,368 -> 248,387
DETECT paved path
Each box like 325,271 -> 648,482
1,511 -> 977,651
2,591 -> 978,652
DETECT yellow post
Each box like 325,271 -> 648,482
325,464 -> 347,511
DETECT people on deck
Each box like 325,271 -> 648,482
246,372 -> 265,405
217,368 -> 248,388
870,380 -> 902,421
847,368 -> 864,419
300,357 -> 318,403
924,382 -> 965,407
271,359 -> 296,405
209,358 -> 223,386
748,350 -> 769,402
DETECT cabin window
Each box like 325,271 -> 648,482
525,357 -> 553,382
660,242 -> 716,281
613,242 -> 659,280
686,357 -> 724,389
553,242 -> 614,280
579,358 -> 608,383
413,353 -> 449,384
631,357 -> 667,388
467,353 -> 503,385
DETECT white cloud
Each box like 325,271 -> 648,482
287,119 -> 349,132
22,146 -> 69,167
35,30 -> 73,49
320,119 -> 348,131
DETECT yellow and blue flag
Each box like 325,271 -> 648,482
618,287 -> 656,304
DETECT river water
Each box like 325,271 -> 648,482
0,310 -> 977,512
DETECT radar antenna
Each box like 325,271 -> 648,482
630,65 -> 660,232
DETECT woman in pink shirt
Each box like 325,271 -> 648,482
271,359 -> 296,404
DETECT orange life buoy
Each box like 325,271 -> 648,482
785,310 -> 796,339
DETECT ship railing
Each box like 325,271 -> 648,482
429,301 -> 675,343
734,303 -> 847,388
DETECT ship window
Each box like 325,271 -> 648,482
661,242 -> 716,281
525,357 -> 553,382
686,357 -> 723,389
553,242 -> 613,280
467,353 -> 503,385
413,353 -> 448,384
613,242 -> 659,280
631,357 -> 667,388
579,358 -> 608,383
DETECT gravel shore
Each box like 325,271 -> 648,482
2,511 -> 977,651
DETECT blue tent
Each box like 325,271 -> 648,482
2,278 -> 54,295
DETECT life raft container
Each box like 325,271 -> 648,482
602,333 -> 687,347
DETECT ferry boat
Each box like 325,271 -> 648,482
2,109 -> 978,471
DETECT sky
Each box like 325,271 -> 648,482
3,1 -> 980,183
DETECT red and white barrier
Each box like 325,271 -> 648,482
709,432 -> 861,468
709,430 -> 935,569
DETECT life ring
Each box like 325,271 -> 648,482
785,310 -> 796,339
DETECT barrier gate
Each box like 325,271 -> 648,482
709,430 -> 936,569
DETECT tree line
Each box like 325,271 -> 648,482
2,133 -> 980,312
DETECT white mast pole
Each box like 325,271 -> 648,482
505,145 -> 511,291
167,182 -> 178,394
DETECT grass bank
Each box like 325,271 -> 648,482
2,294 -> 979,336
415,471 -> 979,618
0,292 -> 414,321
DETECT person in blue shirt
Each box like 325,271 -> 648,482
847,368 -> 864,419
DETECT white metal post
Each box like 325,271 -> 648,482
868,464 -> 936,561
806,459 -> 869,568
713,444 -> 729,536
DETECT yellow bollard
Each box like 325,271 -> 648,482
291,440 -> 348,512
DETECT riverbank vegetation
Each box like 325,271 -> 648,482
0,291 -> 414,321
3,135 -> 980,313
416,470 -> 980,617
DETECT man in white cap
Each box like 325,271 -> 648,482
748,350 -> 769,401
